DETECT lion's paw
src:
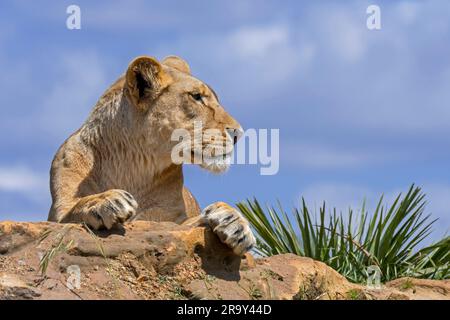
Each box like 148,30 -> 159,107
202,202 -> 256,256
81,189 -> 138,230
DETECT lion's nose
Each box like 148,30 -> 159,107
226,127 -> 244,145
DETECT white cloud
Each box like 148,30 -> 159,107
300,183 -> 375,214
396,1 -> 420,25
224,24 -> 316,90
39,51 -> 108,138
228,25 -> 290,59
305,4 -> 368,63
153,21 -> 315,106
327,12 -> 367,62
282,141 -> 406,169
0,165 -> 50,220
283,142 -> 370,169
0,166 -> 46,193
0,49 -> 109,143
83,0 -> 178,30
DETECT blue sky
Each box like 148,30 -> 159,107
0,0 -> 449,240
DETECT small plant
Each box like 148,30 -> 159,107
158,274 -> 168,284
237,278 -> 263,300
173,286 -> 183,296
248,285 -> 263,300
83,223 -> 124,299
293,276 -> 327,300
399,278 -> 416,292
39,226 -> 74,275
261,269 -> 283,281
172,285 -> 189,299
347,289 -> 365,300
37,229 -> 53,244
237,185 -> 449,283
83,223 -> 107,258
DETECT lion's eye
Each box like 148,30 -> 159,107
191,93 -> 203,102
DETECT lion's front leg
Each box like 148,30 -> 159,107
202,202 -> 256,256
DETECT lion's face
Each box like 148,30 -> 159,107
124,56 -> 242,173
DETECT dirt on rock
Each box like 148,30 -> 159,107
0,221 -> 448,300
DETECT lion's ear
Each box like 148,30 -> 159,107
162,55 -> 191,75
125,56 -> 172,110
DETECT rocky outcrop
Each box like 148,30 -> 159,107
0,221 -> 448,300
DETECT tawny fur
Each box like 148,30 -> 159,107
48,55 -> 255,255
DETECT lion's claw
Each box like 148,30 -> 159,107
202,202 -> 256,255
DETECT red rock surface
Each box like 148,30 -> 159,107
0,221 -> 448,300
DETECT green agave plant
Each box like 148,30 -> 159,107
237,185 -> 449,283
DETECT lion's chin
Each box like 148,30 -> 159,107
199,154 -> 231,174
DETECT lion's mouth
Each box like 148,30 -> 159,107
190,149 -> 233,173
191,150 -> 232,161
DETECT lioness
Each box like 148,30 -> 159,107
48,55 -> 255,255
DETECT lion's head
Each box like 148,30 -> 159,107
122,55 -> 242,173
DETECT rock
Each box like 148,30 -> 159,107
386,278 -> 449,300
188,253 -> 359,300
0,221 -> 448,300
0,273 -> 41,299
